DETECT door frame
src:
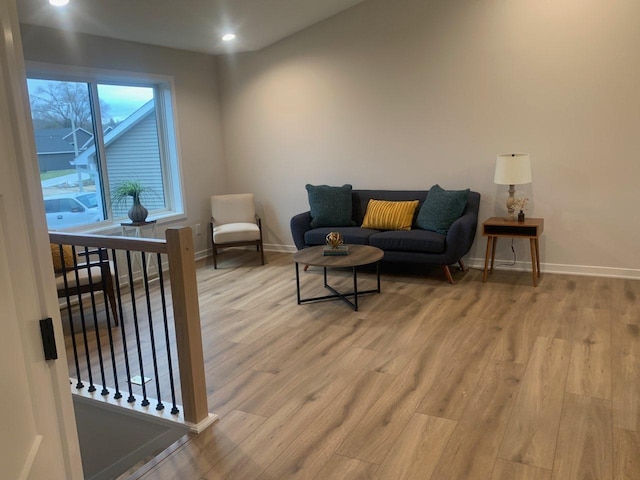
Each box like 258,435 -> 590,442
0,0 -> 83,478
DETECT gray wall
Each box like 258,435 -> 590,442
216,0 -> 640,277
20,24 -> 227,254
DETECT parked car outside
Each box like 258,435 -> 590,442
44,192 -> 102,229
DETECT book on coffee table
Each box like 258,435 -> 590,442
323,245 -> 349,256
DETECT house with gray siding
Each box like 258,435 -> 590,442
72,100 -> 165,216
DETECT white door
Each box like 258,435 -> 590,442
0,0 -> 83,478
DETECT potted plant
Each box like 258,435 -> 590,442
112,180 -> 149,222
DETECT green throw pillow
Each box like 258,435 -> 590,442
415,184 -> 469,234
306,184 -> 355,228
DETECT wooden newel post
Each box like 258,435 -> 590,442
165,227 -> 209,426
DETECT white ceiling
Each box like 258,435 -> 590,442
17,0 -> 367,55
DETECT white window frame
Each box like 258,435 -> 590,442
26,61 -> 186,233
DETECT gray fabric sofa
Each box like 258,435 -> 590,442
290,189 -> 481,283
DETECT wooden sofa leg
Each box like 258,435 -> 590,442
458,259 -> 468,271
304,264 -> 309,271
442,265 -> 455,284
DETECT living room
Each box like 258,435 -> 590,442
16,0 -> 639,275
4,0 -> 639,478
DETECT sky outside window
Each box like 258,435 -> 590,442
97,84 -> 154,123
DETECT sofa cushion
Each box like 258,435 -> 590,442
361,199 -> 419,231
352,190 -> 429,225
306,184 -> 355,228
369,229 -> 446,254
213,222 -> 261,243
415,184 -> 469,234
304,226 -> 380,246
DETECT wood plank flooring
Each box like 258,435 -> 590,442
79,249 -> 638,480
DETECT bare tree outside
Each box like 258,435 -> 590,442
29,80 -> 112,130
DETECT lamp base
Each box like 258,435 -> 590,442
504,184 -> 516,220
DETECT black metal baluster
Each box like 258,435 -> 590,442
157,254 -> 179,414
141,254 -> 164,411
127,250 -> 150,407
72,245 -> 95,392
99,248 -> 122,399
59,244 -> 83,389
113,250 -> 135,403
84,247 -> 109,396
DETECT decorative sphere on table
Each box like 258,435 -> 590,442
325,231 -> 344,249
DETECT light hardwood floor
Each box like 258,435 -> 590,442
106,250 -> 639,480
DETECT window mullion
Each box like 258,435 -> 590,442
154,86 -> 172,211
89,83 -> 111,218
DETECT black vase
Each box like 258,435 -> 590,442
128,198 -> 148,222
517,210 -> 525,223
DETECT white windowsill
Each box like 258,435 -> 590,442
50,210 -> 188,237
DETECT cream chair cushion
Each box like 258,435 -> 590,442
212,223 -> 260,244
211,193 -> 256,226
55,262 -> 114,290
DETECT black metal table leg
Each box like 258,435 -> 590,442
295,259 -> 382,311
295,262 -> 301,304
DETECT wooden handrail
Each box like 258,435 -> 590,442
50,227 -> 211,428
49,231 -> 167,254
165,227 -> 209,425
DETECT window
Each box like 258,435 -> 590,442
27,67 -> 182,230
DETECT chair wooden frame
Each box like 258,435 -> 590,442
209,214 -> 265,269
55,247 -> 119,325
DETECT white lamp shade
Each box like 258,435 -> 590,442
494,153 -> 532,185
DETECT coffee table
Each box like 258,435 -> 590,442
293,244 -> 384,311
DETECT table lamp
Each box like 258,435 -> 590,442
494,153 -> 532,219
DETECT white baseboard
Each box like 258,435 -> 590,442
193,244 -> 295,259
194,248 -> 212,262
465,257 -> 640,280
70,380 -> 216,431
264,243 -> 297,253
196,244 -> 640,280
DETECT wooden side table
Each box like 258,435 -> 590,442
482,217 -> 544,287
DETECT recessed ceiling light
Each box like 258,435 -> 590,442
49,0 -> 69,6
221,33 -> 236,42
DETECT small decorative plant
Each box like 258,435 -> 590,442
112,180 -> 149,222
112,180 -> 147,206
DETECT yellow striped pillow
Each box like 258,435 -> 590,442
361,199 -> 419,230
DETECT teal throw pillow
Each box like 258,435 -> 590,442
306,184 -> 355,228
415,184 -> 469,234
